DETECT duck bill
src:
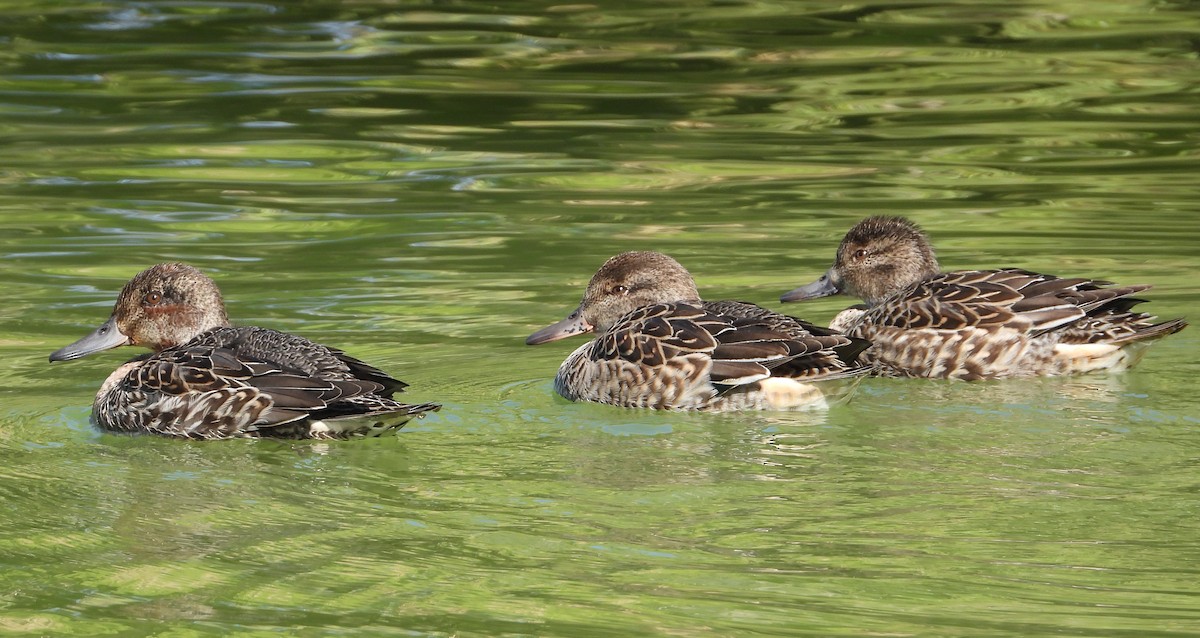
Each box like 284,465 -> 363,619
526,307 -> 593,345
49,316 -> 131,362
780,268 -> 842,303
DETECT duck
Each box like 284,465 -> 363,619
49,262 -> 439,439
780,216 -> 1187,380
526,251 -> 870,411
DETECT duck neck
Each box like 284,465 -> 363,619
151,308 -> 232,351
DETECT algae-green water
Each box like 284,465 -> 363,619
2,1 -> 1198,635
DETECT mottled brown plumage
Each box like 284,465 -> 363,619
50,263 -> 438,439
527,252 -> 869,410
781,217 -> 1187,379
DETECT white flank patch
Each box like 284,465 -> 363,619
756,377 -> 828,411
1053,342 -> 1129,373
1053,343 -> 1120,359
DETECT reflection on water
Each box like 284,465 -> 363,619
2,0 -> 1199,635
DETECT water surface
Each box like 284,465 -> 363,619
2,1 -> 1199,636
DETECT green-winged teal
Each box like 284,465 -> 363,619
781,216 -> 1187,380
527,251 -> 870,410
50,263 -> 438,439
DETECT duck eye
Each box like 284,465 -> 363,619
612,285 -> 629,295
144,291 -> 162,306
853,249 -> 868,260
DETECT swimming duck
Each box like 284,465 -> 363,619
526,251 -> 870,410
780,216 -> 1187,380
49,263 -> 439,439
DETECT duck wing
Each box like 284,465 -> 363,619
591,302 -> 866,389
703,300 -> 871,382
191,326 -> 408,392
867,269 -> 1162,337
103,327 -> 434,439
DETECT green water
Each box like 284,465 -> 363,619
3,0 -> 1199,635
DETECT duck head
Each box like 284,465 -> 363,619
50,262 -> 231,362
781,216 -> 940,306
526,251 -> 701,344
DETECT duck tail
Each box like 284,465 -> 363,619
834,336 -> 873,366
1114,317 -> 1188,345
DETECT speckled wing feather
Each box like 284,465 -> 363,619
847,269 -> 1185,379
702,300 -> 871,381
1055,306 -> 1187,344
590,302 -> 866,390
95,327 -> 437,439
863,269 -> 1156,335
704,300 -> 834,335
590,303 -> 720,365
188,327 -> 408,392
